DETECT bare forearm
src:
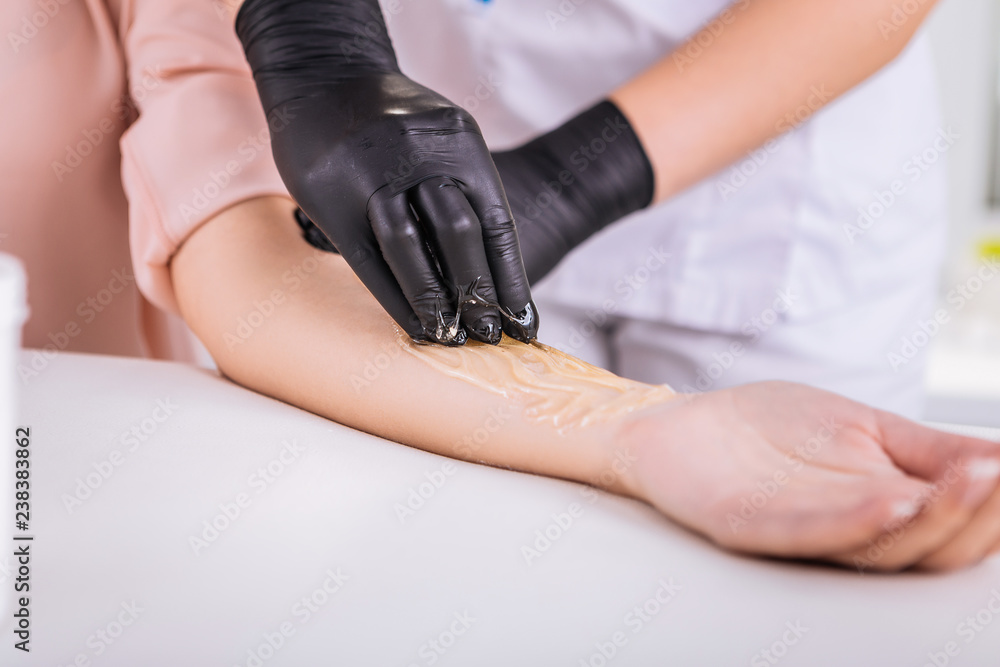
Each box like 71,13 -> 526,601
611,0 -> 939,201
170,198 -> 1000,571
170,197 -> 665,496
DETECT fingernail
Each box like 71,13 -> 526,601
428,308 -> 464,346
429,332 -> 466,346
890,499 -> 922,523
501,300 -> 539,342
429,326 -> 466,346
960,458 -> 1000,507
469,315 -> 501,345
966,458 -> 1000,480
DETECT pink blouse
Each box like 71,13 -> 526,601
1,0 -> 289,361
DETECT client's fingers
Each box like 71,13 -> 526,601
829,468 -> 999,573
877,412 -> 1000,480
917,481 -> 1000,571
714,473 -> 927,559
825,415 -> 1000,572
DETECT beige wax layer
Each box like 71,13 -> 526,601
398,332 -> 677,434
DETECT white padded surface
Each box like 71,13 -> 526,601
5,351 -> 1000,666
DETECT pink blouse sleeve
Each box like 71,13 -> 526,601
118,0 -> 290,316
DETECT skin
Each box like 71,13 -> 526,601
172,196 -> 1000,572
609,0 -> 941,202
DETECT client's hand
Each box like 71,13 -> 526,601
619,381 -> 1000,572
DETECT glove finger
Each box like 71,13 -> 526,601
460,149 -> 538,342
490,150 -> 566,286
411,177 -> 502,345
368,189 -> 466,345
294,208 -> 339,254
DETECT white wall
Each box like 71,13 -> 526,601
922,0 -> 1000,413
926,0 -> 1000,260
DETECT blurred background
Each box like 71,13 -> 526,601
922,0 -> 1000,425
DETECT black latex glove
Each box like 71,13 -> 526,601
490,100 -> 655,285
235,0 -> 536,345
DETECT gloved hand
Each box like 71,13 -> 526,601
236,0 -> 536,345
490,100 -> 655,285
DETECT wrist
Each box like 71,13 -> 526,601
555,392 -> 684,504
497,99 -> 655,284
601,393 -> 692,503
236,0 -> 399,99
531,99 -> 654,228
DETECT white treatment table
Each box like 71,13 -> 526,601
4,351 -> 1000,666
